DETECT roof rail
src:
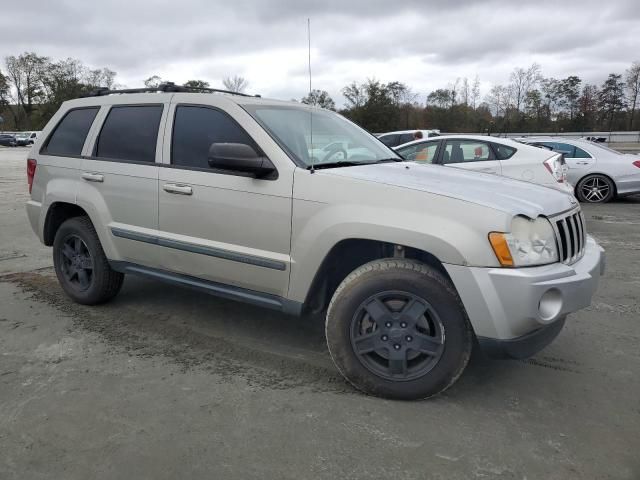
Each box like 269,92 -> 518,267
81,82 -> 260,98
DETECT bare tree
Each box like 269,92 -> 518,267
471,75 -> 481,110
509,63 -> 542,113
485,85 -> 509,117
5,52 -> 48,120
144,75 -> 163,88
625,61 -> 640,129
459,77 -> 470,106
222,75 -> 249,93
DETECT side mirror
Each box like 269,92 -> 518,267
207,143 -> 277,179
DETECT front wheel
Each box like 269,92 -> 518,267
325,259 -> 473,400
576,174 -> 615,203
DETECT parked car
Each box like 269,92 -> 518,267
377,129 -> 440,148
516,136 -> 640,203
15,131 -> 39,146
394,135 -> 573,194
0,134 -> 17,147
26,83 -> 604,400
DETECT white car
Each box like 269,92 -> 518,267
516,136 -> 640,203
378,129 -> 440,148
394,135 -> 573,194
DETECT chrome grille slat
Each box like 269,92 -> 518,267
551,208 -> 586,265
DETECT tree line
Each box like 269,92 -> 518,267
1,51 -> 639,135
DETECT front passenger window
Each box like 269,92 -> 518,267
398,142 -> 438,163
172,106 -> 258,169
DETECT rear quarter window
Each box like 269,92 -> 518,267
42,107 -> 99,156
493,143 -> 517,160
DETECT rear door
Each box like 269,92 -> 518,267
80,100 -> 169,267
439,139 -> 502,175
156,97 -> 293,298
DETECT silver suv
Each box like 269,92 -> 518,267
26,83 -> 605,399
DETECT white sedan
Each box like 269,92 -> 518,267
516,136 -> 640,203
394,135 -> 573,194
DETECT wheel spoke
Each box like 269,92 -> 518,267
363,297 -> 391,324
62,244 -> 75,260
400,298 -> 428,324
73,236 -> 82,253
77,269 -> 90,288
388,349 -> 408,375
353,332 -> 380,354
412,332 -> 442,356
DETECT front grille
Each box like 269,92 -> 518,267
552,209 -> 586,264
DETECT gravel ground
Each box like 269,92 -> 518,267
1,146 -> 639,479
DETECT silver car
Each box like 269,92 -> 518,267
517,136 -> 640,203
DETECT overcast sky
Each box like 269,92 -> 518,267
1,0 -> 638,106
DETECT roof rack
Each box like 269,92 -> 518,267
81,82 -> 260,98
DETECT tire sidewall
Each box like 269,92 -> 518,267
53,217 -> 110,304
326,262 -> 472,400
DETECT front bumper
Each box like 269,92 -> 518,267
445,236 -> 604,357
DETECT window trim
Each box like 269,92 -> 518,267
39,106 -> 100,157
90,103 -> 164,163
169,103 -> 278,180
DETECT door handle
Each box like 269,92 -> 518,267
576,161 -> 590,165
82,172 -> 104,183
163,183 -> 193,195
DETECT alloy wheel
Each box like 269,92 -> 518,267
59,235 -> 94,291
350,291 -> 445,381
580,176 -> 611,203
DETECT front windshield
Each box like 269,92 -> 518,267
243,105 -> 400,167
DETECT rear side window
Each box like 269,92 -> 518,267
573,146 -> 592,158
44,107 -> 99,156
442,140 -> 495,164
493,143 -> 517,160
95,105 -> 163,162
398,133 -> 415,145
378,134 -> 399,147
171,106 -> 257,169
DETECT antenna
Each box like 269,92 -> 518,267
308,18 -> 315,174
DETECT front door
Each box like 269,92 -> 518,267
156,101 -> 293,298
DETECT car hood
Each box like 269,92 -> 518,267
324,162 -> 576,218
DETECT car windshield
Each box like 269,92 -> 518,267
243,105 -> 400,167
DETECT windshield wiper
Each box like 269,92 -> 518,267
307,158 -> 403,170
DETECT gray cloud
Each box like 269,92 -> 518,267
0,0 -> 638,105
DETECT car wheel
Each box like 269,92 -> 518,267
325,258 -> 473,400
576,174 -> 615,203
53,216 -> 124,305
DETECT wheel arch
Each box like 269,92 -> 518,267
43,202 -> 92,246
301,238 -> 452,314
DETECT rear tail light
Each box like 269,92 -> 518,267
27,158 -> 37,194
633,160 -> 640,169
544,155 -> 565,183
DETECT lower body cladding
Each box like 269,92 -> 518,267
445,236 -> 605,359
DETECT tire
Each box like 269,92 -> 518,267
53,216 -> 124,305
326,258 -> 473,400
575,174 -> 615,203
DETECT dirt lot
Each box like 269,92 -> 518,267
1,147 -> 639,479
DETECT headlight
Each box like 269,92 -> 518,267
489,216 -> 559,267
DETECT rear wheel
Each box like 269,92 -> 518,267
53,216 -> 124,305
576,174 -> 615,203
325,259 -> 473,400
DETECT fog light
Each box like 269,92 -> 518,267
538,289 -> 562,321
